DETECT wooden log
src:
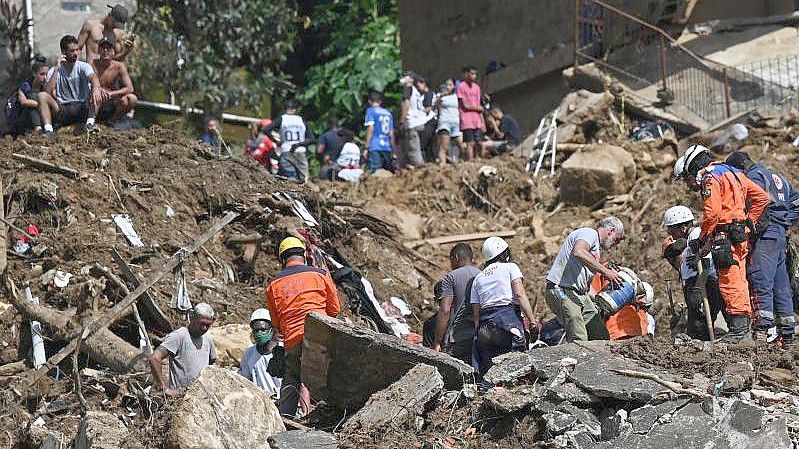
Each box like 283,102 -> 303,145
0,360 -> 25,376
111,247 -> 173,334
12,153 -> 80,179
405,230 -> 517,248
225,232 -> 263,245
27,211 -> 239,384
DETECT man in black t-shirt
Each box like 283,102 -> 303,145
316,117 -> 343,165
482,106 -> 521,157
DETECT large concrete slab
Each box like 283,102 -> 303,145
302,313 -> 473,409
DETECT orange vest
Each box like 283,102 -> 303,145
590,272 -> 649,340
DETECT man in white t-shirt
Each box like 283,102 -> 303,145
239,309 -> 282,399
264,100 -> 315,183
544,217 -> 626,342
399,74 -> 434,167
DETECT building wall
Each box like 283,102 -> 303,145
689,0 -> 793,22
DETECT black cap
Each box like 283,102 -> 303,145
725,151 -> 751,169
98,35 -> 116,48
108,4 -> 129,27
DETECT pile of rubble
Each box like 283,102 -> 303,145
2,88 -> 799,448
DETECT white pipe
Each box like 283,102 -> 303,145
136,100 -> 262,125
25,287 -> 45,370
25,0 -> 34,57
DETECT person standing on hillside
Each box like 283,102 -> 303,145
435,79 -> 467,165
457,66 -> 484,161
78,4 -> 134,62
544,217 -> 626,342
364,92 -> 397,173
91,36 -> 137,124
432,243 -> 480,364
266,237 -> 340,417
264,100 -> 315,183
399,74 -> 433,168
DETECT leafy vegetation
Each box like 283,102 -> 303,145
0,0 -> 32,84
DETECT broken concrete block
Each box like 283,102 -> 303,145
559,145 -> 636,206
628,399 -> 689,434
343,364 -> 443,432
268,430 -> 337,449
74,411 -> 128,449
546,411 -> 578,437
302,313 -> 472,409
484,351 -> 534,386
210,323 -> 251,367
483,386 -> 538,414
545,381 -> 598,407
556,403 -> 601,437
166,365 -> 285,449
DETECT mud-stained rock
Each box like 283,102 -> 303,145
74,411 -> 128,449
269,430 -> 337,449
484,351 -> 534,386
343,364 -> 443,432
560,145 -> 636,206
483,386 -> 538,414
211,323 -> 251,367
166,365 -> 285,449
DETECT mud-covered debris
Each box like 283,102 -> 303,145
482,386 -> 538,414
343,364 -> 443,432
268,430 -> 337,449
74,410 -> 129,449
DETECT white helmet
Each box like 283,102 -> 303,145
250,308 -> 271,323
676,144 -> 710,178
482,236 -> 509,261
663,205 -> 695,227
673,155 -> 686,179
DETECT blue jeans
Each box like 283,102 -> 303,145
367,151 -> 394,173
749,232 -> 795,336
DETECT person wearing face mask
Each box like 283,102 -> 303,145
239,309 -> 282,399
544,217 -> 626,342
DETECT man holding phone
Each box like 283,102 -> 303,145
38,35 -> 102,136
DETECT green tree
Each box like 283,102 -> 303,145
0,0 -> 32,85
299,0 -> 401,133
132,0 -> 298,121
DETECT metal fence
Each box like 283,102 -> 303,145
575,0 -> 799,125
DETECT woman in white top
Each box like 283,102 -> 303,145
470,237 -> 536,377
434,79 -> 467,166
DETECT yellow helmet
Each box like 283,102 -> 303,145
278,236 -> 306,257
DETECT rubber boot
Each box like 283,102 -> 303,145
780,334 -> 795,348
751,328 -> 769,344
719,315 -> 752,344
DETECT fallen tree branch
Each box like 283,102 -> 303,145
111,247 -> 173,334
461,177 -> 499,212
0,216 -> 35,242
610,369 -> 709,399
27,211 -> 240,387
12,153 -> 80,179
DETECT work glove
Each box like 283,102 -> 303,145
688,237 -> 704,255
267,346 -> 287,378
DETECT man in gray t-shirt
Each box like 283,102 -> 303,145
149,303 -> 218,395
544,217 -> 626,342
38,34 -> 102,136
432,243 -> 480,364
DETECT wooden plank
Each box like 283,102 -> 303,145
12,153 -> 80,179
405,230 -> 517,248
111,247 -> 173,333
28,211 -> 239,386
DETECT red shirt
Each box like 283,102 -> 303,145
457,81 -> 483,131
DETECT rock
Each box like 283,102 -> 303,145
343,364 -> 443,432
370,169 -> 393,179
21,426 -> 67,449
560,144 -> 636,206
595,399 -> 792,448
556,403 -> 601,437
545,382 -> 598,407
303,313 -> 472,409
268,430 -> 337,449
484,351 -> 535,386
361,204 -> 423,240
719,362 -> 755,394
166,365 -> 285,449
558,90 -> 615,125
546,411 -> 578,436
74,411 -> 128,449
628,399 -> 689,434
210,323 -> 251,367
483,386 -> 538,414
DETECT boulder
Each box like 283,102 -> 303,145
268,430 -> 337,449
343,364 -> 443,432
211,323 -> 251,367
166,365 -> 285,449
558,90 -> 615,125
74,411 -> 129,449
303,313 -> 472,409
559,145 -> 636,206
20,425 -> 67,449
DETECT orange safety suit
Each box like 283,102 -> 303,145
266,260 -> 341,350
589,272 -> 649,340
697,163 -> 769,317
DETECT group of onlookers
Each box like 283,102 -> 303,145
4,5 -> 137,138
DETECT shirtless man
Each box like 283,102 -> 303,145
92,36 -> 137,122
78,4 -> 134,62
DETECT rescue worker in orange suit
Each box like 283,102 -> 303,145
266,237 -> 340,417
589,267 -> 654,340
674,144 -> 769,343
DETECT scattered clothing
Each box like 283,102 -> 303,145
159,326 -> 217,390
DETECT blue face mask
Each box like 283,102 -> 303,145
254,329 -> 274,345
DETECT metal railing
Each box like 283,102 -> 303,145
574,0 -> 798,125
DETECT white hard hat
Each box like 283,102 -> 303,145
250,308 -> 271,323
673,155 -> 686,179
677,144 -> 710,178
663,205 -> 695,227
482,236 -> 509,261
